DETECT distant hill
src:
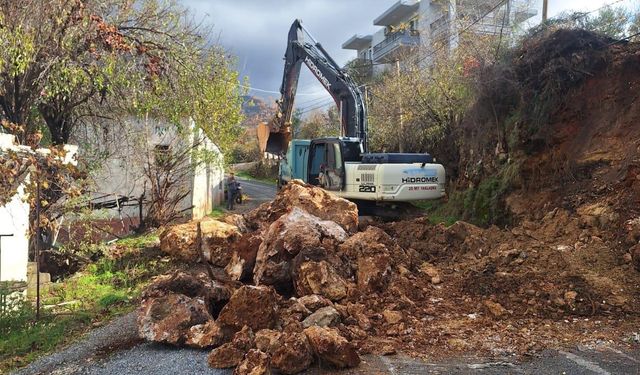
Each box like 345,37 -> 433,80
241,96 -> 274,127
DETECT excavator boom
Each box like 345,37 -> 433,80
260,19 -> 368,155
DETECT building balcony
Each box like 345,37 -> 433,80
374,0 -> 420,26
342,34 -> 373,50
372,30 -> 420,63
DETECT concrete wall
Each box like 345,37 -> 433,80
189,134 -> 225,220
89,116 -> 224,224
0,184 -> 29,283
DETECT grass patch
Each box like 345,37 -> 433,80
0,230 -> 176,372
115,232 -> 159,249
0,300 -> 92,370
413,199 -> 461,226
209,207 -> 226,219
422,160 -> 520,227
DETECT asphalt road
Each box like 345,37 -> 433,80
16,310 -> 640,375
235,177 -> 277,212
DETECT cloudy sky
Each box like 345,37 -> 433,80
181,0 -> 636,110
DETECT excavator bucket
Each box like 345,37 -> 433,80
257,122 -> 291,156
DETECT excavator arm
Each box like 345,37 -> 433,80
260,19 -> 368,155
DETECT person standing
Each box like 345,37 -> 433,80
226,173 -> 239,210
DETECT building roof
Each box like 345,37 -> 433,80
374,0 -> 420,26
342,34 -> 373,50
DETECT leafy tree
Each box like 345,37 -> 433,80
368,52 -> 470,155
0,0 -> 246,234
0,0 -> 244,150
577,5 -> 631,39
293,107 -> 340,140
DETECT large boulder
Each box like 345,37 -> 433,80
245,180 -> 358,233
142,271 -> 232,316
279,299 -> 312,327
339,227 -> 403,292
159,218 -> 242,265
303,326 -> 360,368
270,332 -> 314,374
208,344 -> 246,369
302,306 -> 340,328
225,233 -> 262,281
208,326 -> 256,369
297,295 -> 333,312
293,260 -> 348,302
253,208 -> 347,290
185,321 -> 226,349
217,286 -> 279,331
255,329 -> 282,354
355,253 -> 392,292
233,349 -> 271,375
138,293 -> 212,345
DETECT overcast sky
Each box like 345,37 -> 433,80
180,0 -> 637,110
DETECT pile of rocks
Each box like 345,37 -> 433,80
138,179 -> 640,371
139,180 -> 380,374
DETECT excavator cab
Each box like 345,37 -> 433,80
308,138 -> 362,191
309,139 -> 343,191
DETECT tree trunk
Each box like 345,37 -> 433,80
39,103 -> 72,145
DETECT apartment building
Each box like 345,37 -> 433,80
343,0 -> 539,72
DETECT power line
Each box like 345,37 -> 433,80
295,94 -> 333,107
297,98 -> 335,115
237,83 -> 326,96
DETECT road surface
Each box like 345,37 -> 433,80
15,310 -> 640,375
234,177 -> 277,212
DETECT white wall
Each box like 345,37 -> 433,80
190,137 -> 225,220
0,134 -> 77,283
0,184 -> 29,283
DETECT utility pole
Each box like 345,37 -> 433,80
396,59 -> 404,153
35,175 -> 41,320
542,0 -> 548,22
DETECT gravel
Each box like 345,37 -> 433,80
13,311 -> 229,375
78,343 -> 227,375
14,312 -> 141,375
